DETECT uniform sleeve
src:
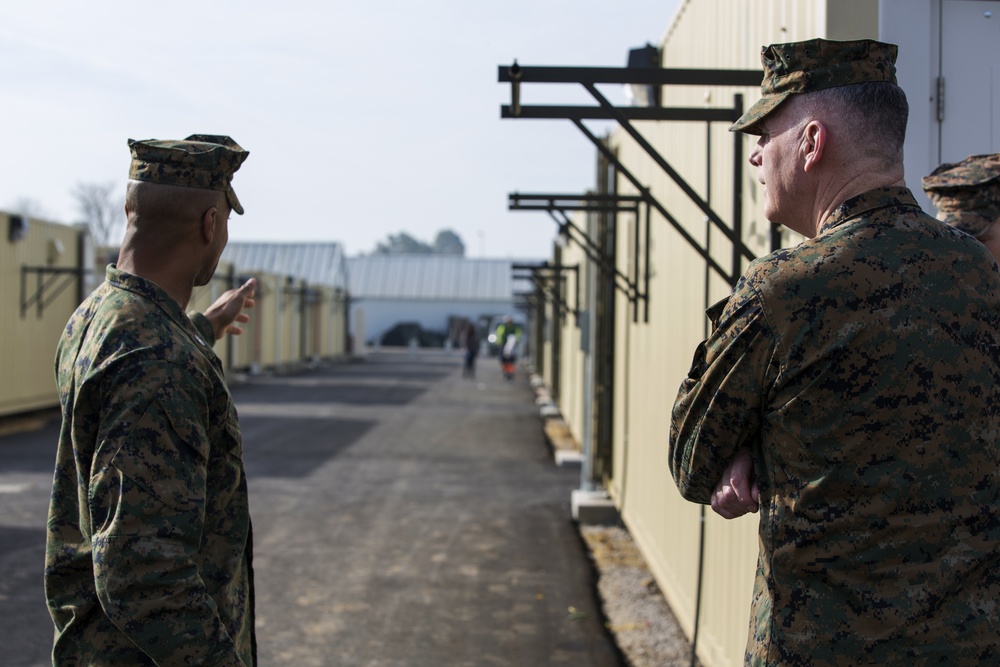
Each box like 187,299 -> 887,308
88,359 -> 245,667
669,284 -> 777,504
189,312 -> 217,346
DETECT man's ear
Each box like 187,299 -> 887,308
802,121 -> 826,173
201,206 -> 218,244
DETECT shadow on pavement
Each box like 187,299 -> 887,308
0,414 -> 60,475
0,525 -> 53,666
241,416 -> 375,478
235,382 -> 428,407
0,525 -> 45,560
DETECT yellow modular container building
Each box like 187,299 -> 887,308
520,1 -> 1000,664
220,242 -> 350,371
252,272 -> 282,371
187,262 -> 252,374
278,277 -> 298,367
317,287 -> 349,360
0,213 -> 92,417
192,268 -> 347,375
2,228 -> 350,419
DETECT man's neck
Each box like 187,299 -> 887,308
810,168 -> 906,237
117,249 -> 194,310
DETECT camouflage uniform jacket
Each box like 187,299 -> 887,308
46,265 -> 255,666
670,187 -> 1000,665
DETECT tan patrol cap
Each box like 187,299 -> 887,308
731,38 -> 899,135
127,134 -> 249,215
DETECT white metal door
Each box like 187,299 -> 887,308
939,0 -> 1000,161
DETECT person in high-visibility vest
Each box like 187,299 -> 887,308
495,316 -> 521,379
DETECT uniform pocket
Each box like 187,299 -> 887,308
110,400 -> 208,513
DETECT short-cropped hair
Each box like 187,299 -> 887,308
805,81 -> 909,162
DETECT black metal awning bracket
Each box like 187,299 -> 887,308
512,262 -> 580,323
644,198 -> 652,322
508,192 -> 643,307
571,119 -> 730,282
541,274 -> 575,324
499,63 -> 764,295
498,65 -> 761,87
20,265 -> 85,319
507,191 -> 648,316
553,212 -> 638,302
581,82 -> 755,266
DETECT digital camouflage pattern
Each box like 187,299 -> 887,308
731,39 -> 898,135
46,265 -> 255,666
670,187 -> 1000,665
922,153 -> 1000,238
128,134 -> 249,214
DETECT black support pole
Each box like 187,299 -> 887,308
731,93 -> 744,287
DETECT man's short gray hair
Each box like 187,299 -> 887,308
804,82 -> 909,163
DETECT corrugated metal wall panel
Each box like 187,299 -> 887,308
255,273 -> 280,369
557,221 -> 588,447
541,281 -> 556,395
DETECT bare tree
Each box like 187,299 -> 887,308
73,181 -> 125,246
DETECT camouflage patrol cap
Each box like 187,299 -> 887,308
731,38 -> 899,135
922,154 -> 1000,238
127,134 -> 249,214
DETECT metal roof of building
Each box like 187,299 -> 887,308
347,255 -> 533,301
222,242 -> 347,289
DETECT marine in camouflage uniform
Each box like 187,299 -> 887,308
670,40 -> 1000,665
923,153 -> 1000,261
46,136 -> 258,666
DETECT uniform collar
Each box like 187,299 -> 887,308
819,186 -> 921,234
105,265 -> 210,348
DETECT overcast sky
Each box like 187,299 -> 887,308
1,1 -> 682,259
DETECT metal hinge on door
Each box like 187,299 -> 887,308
936,76 -> 945,123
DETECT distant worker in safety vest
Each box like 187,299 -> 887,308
495,315 -> 521,380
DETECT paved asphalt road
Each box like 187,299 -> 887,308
0,349 -> 623,667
